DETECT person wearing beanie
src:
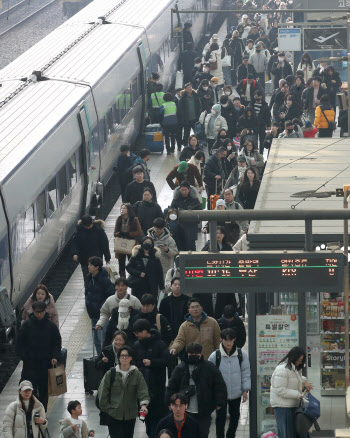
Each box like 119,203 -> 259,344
166,161 -> 203,190
199,104 -> 228,155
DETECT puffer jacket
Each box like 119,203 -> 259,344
147,228 -> 178,277
166,163 -> 203,190
22,293 -> 59,328
270,361 -> 306,408
96,292 -> 142,327
171,312 -> 221,359
199,111 -> 228,140
314,103 -> 335,129
3,396 -> 47,438
59,417 -> 88,438
208,343 -> 251,400
85,268 -> 115,320
98,365 -> 150,421
208,50 -> 224,85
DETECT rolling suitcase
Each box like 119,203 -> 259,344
145,124 -> 164,154
83,329 -> 104,394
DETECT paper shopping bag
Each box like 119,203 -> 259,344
48,364 -> 67,396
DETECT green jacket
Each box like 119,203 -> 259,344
98,365 -> 150,420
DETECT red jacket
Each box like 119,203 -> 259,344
303,127 -> 318,138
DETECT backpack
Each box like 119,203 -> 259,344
215,348 -> 243,368
95,367 -> 116,425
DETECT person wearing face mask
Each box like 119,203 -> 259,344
278,120 -> 298,138
278,95 -> 302,130
271,52 -> 293,89
249,43 -> 268,92
253,90 -> 271,153
219,95 -> 236,138
209,328 -> 251,438
192,63 -> 213,89
199,104 -> 228,155
133,189 -> 164,235
164,208 -> 188,251
192,57 -> 203,78
126,237 -> 165,300
197,79 -> 214,112
167,341 -> 227,438
238,138 -> 264,178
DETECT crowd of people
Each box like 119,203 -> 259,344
3,0 -> 339,437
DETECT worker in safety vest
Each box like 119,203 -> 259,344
160,92 -> 178,155
149,83 -> 165,124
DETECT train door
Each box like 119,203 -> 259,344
137,41 -> 148,135
77,103 -> 93,215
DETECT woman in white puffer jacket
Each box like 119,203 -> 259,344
270,347 -> 313,438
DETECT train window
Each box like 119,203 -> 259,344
77,146 -> 84,177
69,153 -> 77,187
24,204 -> 35,247
113,101 -> 121,126
48,176 -> 58,216
35,190 -> 47,232
107,108 -> 114,135
57,165 -> 68,203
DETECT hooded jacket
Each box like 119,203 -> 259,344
203,153 -> 225,188
85,267 -> 115,320
314,103 -> 335,129
166,163 -> 203,190
208,343 -> 251,400
22,293 -> 59,328
171,312 -> 221,359
133,200 -> 164,235
96,292 -> 142,328
98,365 -> 150,421
302,125 -> 318,138
147,227 -> 178,277
59,417 -> 88,438
3,396 -> 47,438
199,111 -> 228,140
71,219 -> 110,266
166,355 -> 227,415
270,362 -> 307,408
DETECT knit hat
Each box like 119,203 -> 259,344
211,77 -> 219,83
212,104 -> 221,113
118,298 -> 131,313
216,199 -> 226,207
177,161 -> 189,173
304,120 -> 312,128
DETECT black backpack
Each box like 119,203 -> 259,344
215,348 -> 243,369
95,367 -> 116,425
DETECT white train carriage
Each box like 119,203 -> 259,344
0,0 -> 224,336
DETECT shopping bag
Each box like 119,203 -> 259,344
48,364 -> 67,396
304,393 -> 320,421
114,237 -> 135,255
175,71 -> 184,89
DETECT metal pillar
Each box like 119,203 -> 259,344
344,188 -> 349,419
248,291 -> 258,438
347,13 -> 350,137
209,220 -> 218,253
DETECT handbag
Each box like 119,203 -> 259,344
320,107 -> 336,130
114,237 -> 136,255
221,48 -> 231,68
295,393 -> 321,434
175,70 -> 184,89
48,364 -> 67,396
209,53 -> 218,70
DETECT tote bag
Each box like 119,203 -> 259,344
114,237 -> 135,255
48,364 -> 67,396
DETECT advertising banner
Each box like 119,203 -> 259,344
303,28 -> 347,51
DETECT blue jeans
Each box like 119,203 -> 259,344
223,66 -> 232,85
91,319 -> 106,355
274,407 -> 309,438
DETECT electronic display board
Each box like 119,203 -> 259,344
179,251 -> 345,293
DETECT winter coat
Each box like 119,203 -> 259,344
249,52 -> 268,74
203,153 -> 225,190
164,266 -> 180,293
224,199 -> 249,232
133,329 -> 170,398
302,125 -> 318,138
271,61 -> 293,89
238,150 -> 264,178
104,307 -> 139,347
237,63 -> 257,83
124,180 -> 157,206
178,49 -> 198,84
233,233 -> 248,251
71,219 -> 110,266
22,293 -> 59,328
297,61 -> 315,83
314,103 -> 335,129
201,240 -> 233,251
170,186 -> 201,211
133,200 -> 163,235
128,308 -> 173,346
166,220 -> 188,251
270,362 -> 306,408
133,157 -> 150,181
59,417 -> 88,438
171,312 -> 221,359
166,163 -> 202,190
199,112 -> 228,140
98,365 -> 150,421
236,79 -> 262,105
85,268 -> 115,320
208,50 -> 224,85
96,344 -> 118,373
16,313 -> 61,365
203,37 -> 222,58
166,356 -> 227,415
217,315 -> 246,348
255,101 -> 271,129
238,180 -> 260,209
278,102 -> 302,124
178,92 -> 201,125
126,245 -> 165,295
179,146 -> 201,162
159,293 -> 190,338
220,101 -> 238,138
229,37 -> 244,69
96,292 -> 142,327
114,216 -> 142,240
303,86 -> 328,112
188,155 -> 203,190
197,85 -> 215,112
208,343 -> 251,400
147,228 -> 178,277
3,396 -> 47,438
156,413 -> 201,438
290,83 -> 305,105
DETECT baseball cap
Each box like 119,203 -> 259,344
118,298 -> 131,313
177,161 -> 189,174
19,381 -> 34,391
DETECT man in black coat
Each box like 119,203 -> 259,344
178,42 -> 198,85
253,90 -> 271,153
235,74 -> 262,107
17,300 -> 62,411
217,305 -> 246,348
220,95 -> 237,139
124,166 -> 157,206
203,147 -> 227,210
133,319 -> 170,438
303,76 -> 328,124
166,342 -> 227,438
237,56 -> 257,83
182,23 -> 194,48
133,189 -> 163,235
129,293 -> 172,346
156,393 -> 201,438
271,52 -> 293,89
71,214 -> 111,287
85,257 -> 115,355
177,84 -> 201,148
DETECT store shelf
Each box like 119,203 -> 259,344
322,366 -> 346,370
321,316 -> 345,320
321,388 -> 345,396
323,350 -> 345,353
321,332 -> 345,335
